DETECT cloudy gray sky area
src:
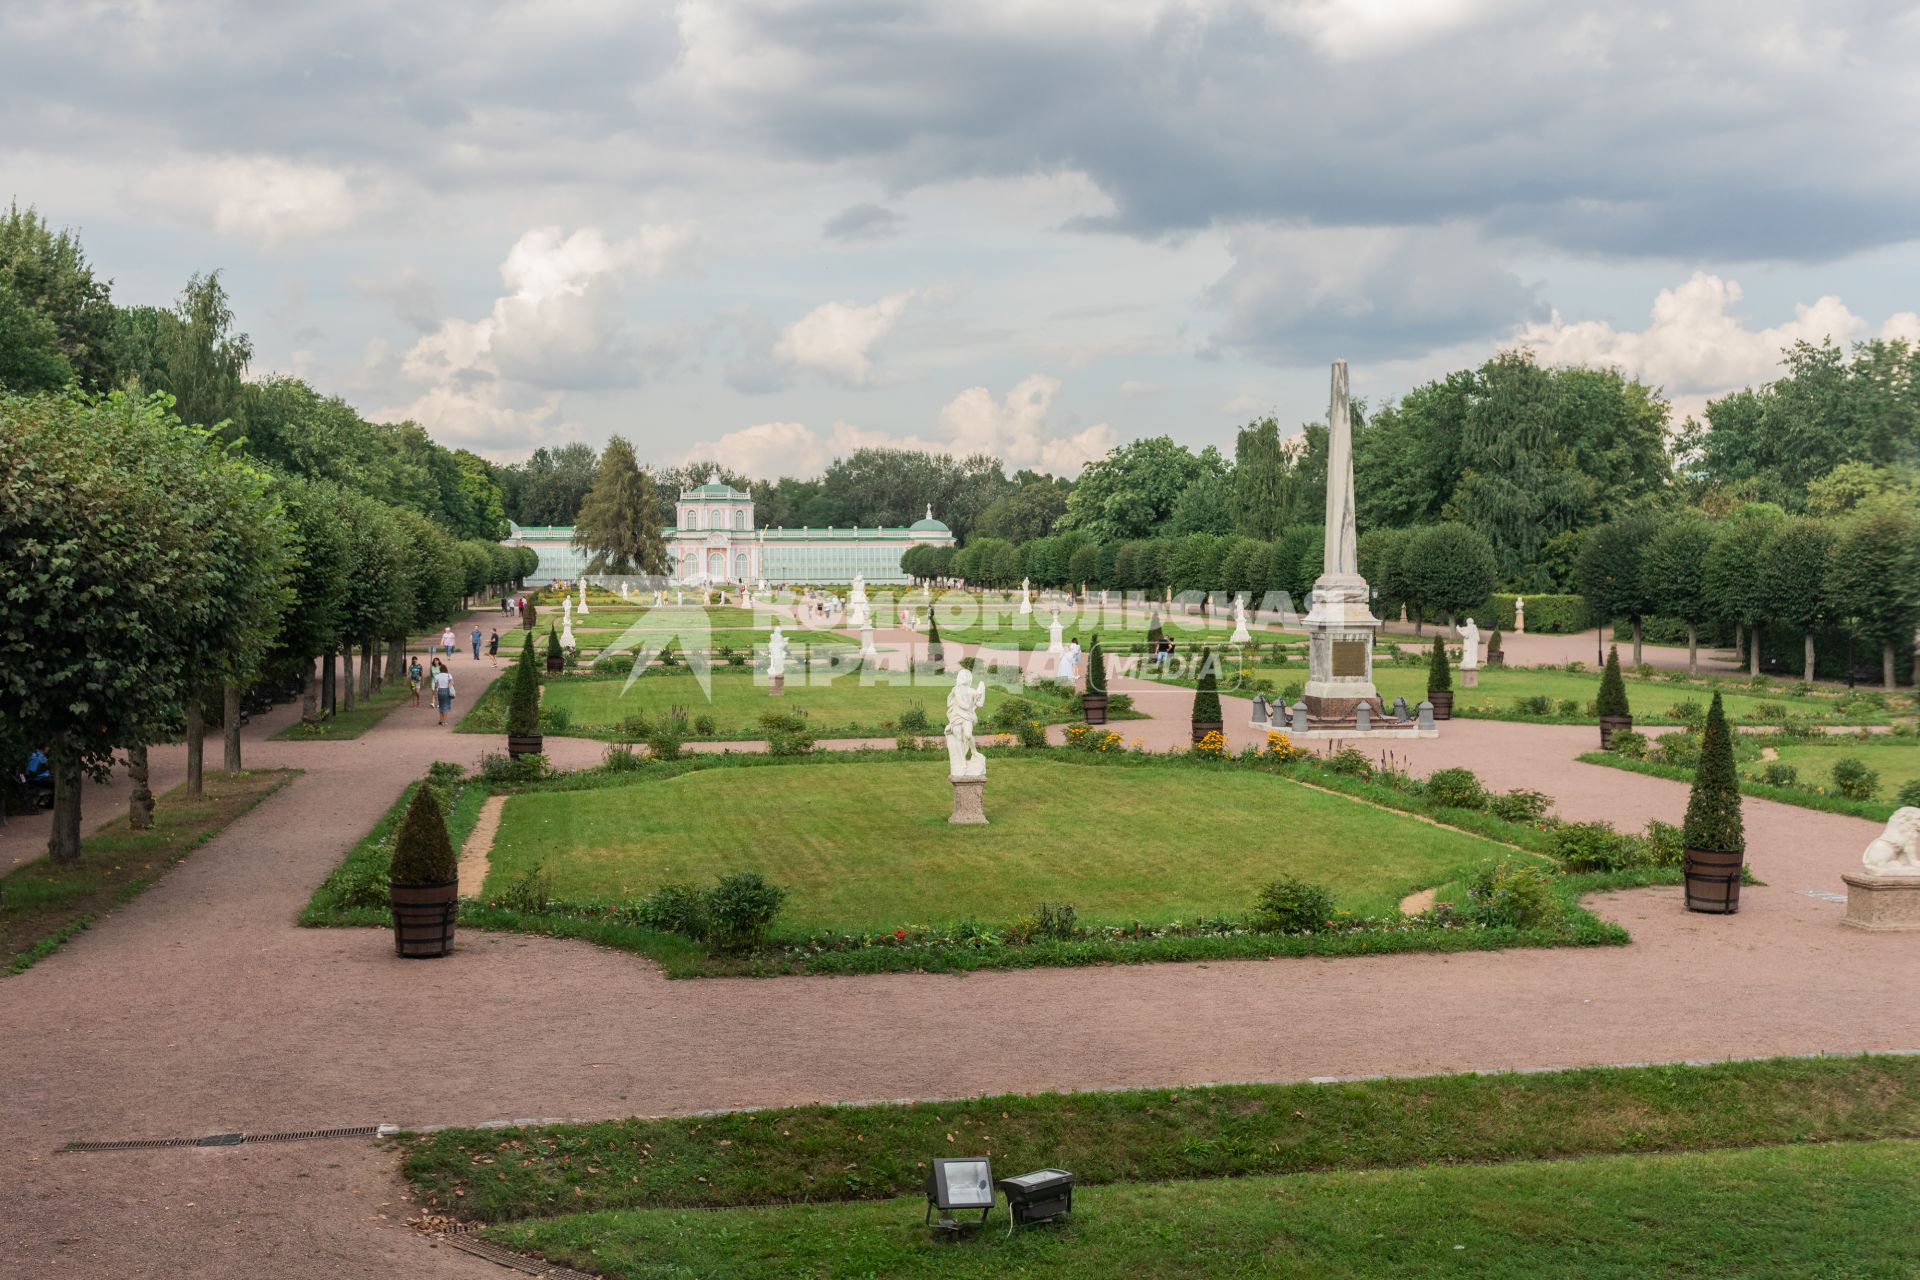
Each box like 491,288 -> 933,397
5,0 -> 1917,475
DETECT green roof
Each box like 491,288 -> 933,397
683,483 -> 751,499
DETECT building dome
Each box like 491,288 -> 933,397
909,504 -> 950,533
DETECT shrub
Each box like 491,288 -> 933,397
647,718 -> 687,762
767,726 -> 815,756
496,863 -> 553,914
990,696 -> 1037,732
619,712 -> 654,741
627,882 -> 708,937
1665,699 -> 1703,725
1643,819 -> 1684,867
1013,718 -> 1048,749
539,704 -> 573,732
602,743 -> 644,772
1607,729 -> 1649,759
1653,731 -> 1702,769
1596,646 -> 1630,718
1427,634 -> 1452,692
895,732 -> 919,751
897,703 -> 930,733
1324,746 -> 1373,777
1514,694 -> 1553,717
1759,761 -> 1798,787
593,652 -> 635,675
546,625 -> 563,665
1265,730 -> 1304,762
1484,592 -> 1588,633
692,713 -> 716,736
1085,634 -> 1107,696
1107,692 -> 1134,713
1191,729 -> 1227,759
703,872 -> 788,951
389,782 -> 457,887
1683,692 -> 1744,853
759,707 -> 809,735
1487,629 -> 1503,655
479,750 -> 551,783
506,633 -> 541,737
1192,647 -> 1223,725
1425,767 -> 1488,810
1489,788 -> 1552,823
1551,821 -> 1644,872
1463,859 -> 1559,930
1831,758 -> 1880,800
1251,875 -> 1335,933
1558,698 -> 1582,717
1007,901 -> 1082,944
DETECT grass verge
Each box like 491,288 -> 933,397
1576,751 -> 1898,823
3,768 -> 299,973
271,678 -> 414,741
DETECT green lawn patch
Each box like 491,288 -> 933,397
300,767 -> 491,928
3,768 -> 298,973
1361,665 -> 1895,726
1576,751 -> 1902,823
271,677 -> 414,740
401,1054 -> 1920,1222
1748,735 -> 1920,805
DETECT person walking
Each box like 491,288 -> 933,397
470,625 -> 482,660
487,629 -> 500,666
408,656 -> 424,708
440,626 -> 456,657
433,664 -> 456,725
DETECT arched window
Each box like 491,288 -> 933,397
734,552 -> 748,579
711,507 -> 722,528
688,509 -> 701,530
733,509 -> 745,531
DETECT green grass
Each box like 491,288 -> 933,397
506,671 -> 1077,741
300,773 -> 492,927
402,1053 -> 1920,1221
1750,737 -> 1920,803
271,677 -> 413,740
4,769 -> 298,972
485,757 -> 1524,926
1352,665 -> 1895,726
482,1141 -> 1920,1279
1576,751 -> 1902,823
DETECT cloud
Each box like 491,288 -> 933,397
125,154 -> 363,243
1514,271 -> 1876,395
352,266 -> 444,334
1882,312 -> 1920,344
1118,379 -> 1162,398
822,202 -> 904,240
691,374 -> 1116,479
1204,223 -> 1540,364
773,290 -> 916,386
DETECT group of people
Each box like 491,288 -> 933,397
437,625 -> 501,664
406,654 -> 461,724
501,594 -> 529,616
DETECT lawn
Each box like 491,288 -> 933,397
484,757 -> 1516,924
1350,665 -> 1894,725
481,1141 -> 1920,1279
3,769 -> 298,972
525,670 -> 1078,740
1744,737 -> 1920,803
271,677 -> 411,740
514,604 -> 854,654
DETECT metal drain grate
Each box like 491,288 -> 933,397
445,1231 -> 604,1279
60,1124 -> 383,1154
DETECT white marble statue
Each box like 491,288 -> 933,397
1047,608 -> 1065,654
848,596 -> 871,629
766,626 -> 789,679
675,590 -> 684,607
945,668 -> 988,777
1456,617 -> 1481,671
1018,577 -> 1033,616
859,622 -> 878,658
1862,808 -> 1920,876
850,574 -> 868,604
578,579 -> 589,616
563,596 -> 574,627
560,616 -> 576,649
1513,596 -> 1527,635
1229,594 -> 1252,644
620,583 -> 629,599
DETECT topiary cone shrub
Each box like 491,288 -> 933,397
523,600 -> 536,631
1487,629 -> 1505,667
1191,646 -> 1223,743
545,624 -> 564,673
1596,644 -> 1633,748
924,612 -> 943,669
389,780 -> 459,958
1681,690 -> 1745,915
506,633 -> 543,757
1426,634 -> 1454,719
1082,633 -> 1109,725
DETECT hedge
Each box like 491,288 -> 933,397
1484,593 -> 1588,634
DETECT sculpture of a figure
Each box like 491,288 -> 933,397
1456,617 -> 1481,671
1047,608 -> 1065,654
767,626 -> 789,679
945,668 -> 988,777
1019,577 -> 1032,615
579,579 -> 589,616
850,574 -> 868,604
563,596 -> 574,626
1229,593 -> 1252,644
1862,808 -> 1920,876
1513,596 -> 1527,634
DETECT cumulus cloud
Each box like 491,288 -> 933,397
125,154 -> 363,243
1205,223 -> 1539,363
691,374 -> 1116,479
773,290 -> 916,386
822,202 -> 904,241
1514,271 -> 1878,395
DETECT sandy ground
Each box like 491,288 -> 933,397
2,616 -> 1911,1277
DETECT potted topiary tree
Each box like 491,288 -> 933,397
389,780 -> 459,958
506,633 -> 543,758
545,624 -> 564,673
522,599 -> 536,631
1191,646 -> 1223,743
1596,645 -> 1632,748
1486,629 -> 1505,668
1082,633 -> 1109,725
1681,691 -> 1745,914
924,612 -> 944,672
1426,634 -> 1454,719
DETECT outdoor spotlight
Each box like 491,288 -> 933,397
924,1157 -> 995,1230
998,1168 -> 1075,1231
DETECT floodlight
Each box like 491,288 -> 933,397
998,1168 -> 1074,1232
925,1156 -> 995,1229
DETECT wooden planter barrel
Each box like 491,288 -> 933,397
1599,713 -> 1633,749
1191,720 -> 1224,745
1487,650 -> 1505,668
1683,847 -> 1744,914
391,880 -> 457,958
507,732 -> 544,759
545,655 -> 563,673
1082,693 -> 1109,726
1427,690 -> 1454,720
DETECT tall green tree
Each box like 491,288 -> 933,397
1642,515 -> 1717,673
157,271 -> 252,440
973,480 -> 1067,543
0,202 -> 118,389
0,278 -> 72,390
1576,516 -> 1657,663
1402,524 -> 1499,623
1759,517 -> 1836,683
1704,504 -> 1784,675
573,435 -> 668,576
1453,350 -> 1595,581
1823,506 -> 1919,689
1060,437 -> 1219,541
1231,417 -> 1288,539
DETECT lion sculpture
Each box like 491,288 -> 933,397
1861,807 -> 1920,876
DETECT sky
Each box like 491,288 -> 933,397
4,0 -> 1918,478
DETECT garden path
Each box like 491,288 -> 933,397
2,615 -> 1911,1278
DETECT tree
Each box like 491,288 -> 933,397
1759,517 -> 1835,682
0,278 -> 73,390
974,481 -> 1066,543
1067,542 -> 1102,588
157,271 -> 252,442
1357,528 -> 1411,622
506,634 -> 540,737
1576,516 -> 1657,663
1642,516 -> 1716,673
573,435 -> 667,576
1191,647 -> 1222,726
1084,634 -> 1107,697
1453,351 -> 1595,580
501,442 -> 599,526
1167,470 -> 1236,535
0,202 -> 118,389
1059,437 -> 1218,541
389,782 -> 457,887
1402,524 -> 1498,623
1596,646 -> 1630,718
1427,634 -> 1451,693
274,477 -> 353,726
1171,533 -> 1230,600
1683,692 -> 1744,854
1704,505 -> 1784,675
1231,418 -> 1288,539
1824,507 -> 1917,689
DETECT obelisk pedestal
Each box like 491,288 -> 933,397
1302,359 -> 1384,725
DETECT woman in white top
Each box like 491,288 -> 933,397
433,666 -> 456,724
439,627 -> 456,657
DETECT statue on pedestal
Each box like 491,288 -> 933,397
1018,577 -> 1032,616
579,579 -> 589,616
1456,617 -> 1481,687
1047,609 -> 1065,654
1514,596 -> 1526,634
850,574 -> 868,605
767,626 -> 789,695
1229,594 -> 1252,644
945,669 -> 988,778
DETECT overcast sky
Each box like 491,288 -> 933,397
5,0 -> 1917,476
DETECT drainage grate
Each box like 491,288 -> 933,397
60,1124 -> 383,1155
445,1231 -> 604,1279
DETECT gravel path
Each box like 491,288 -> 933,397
2,617 -> 1911,1277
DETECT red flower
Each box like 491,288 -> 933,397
893,929 -> 907,942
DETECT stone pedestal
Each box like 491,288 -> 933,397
769,674 -> 785,697
949,775 -> 987,825
1461,669 -> 1479,688
1301,573 -> 1382,720
1841,873 -> 1920,931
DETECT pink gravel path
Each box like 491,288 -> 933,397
2,619 -> 1912,1277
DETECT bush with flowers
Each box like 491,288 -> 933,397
1192,729 -> 1228,759
1265,731 -> 1305,762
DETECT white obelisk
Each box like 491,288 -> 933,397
1301,359 -> 1381,721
